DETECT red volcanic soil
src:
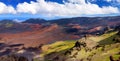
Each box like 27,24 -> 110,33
0,24 -> 79,48
88,26 -> 103,33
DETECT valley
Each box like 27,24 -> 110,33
0,16 -> 120,61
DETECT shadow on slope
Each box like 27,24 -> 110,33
98,31 -> 120,45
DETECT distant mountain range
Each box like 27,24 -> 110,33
0,16 -> 120,33
23,18 -> 47,24
23,16 -> 120,27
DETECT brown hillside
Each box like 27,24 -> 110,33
0,24 -> 80,48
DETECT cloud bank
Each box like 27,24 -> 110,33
0,2 -> 16,14
0,0 -> 120,17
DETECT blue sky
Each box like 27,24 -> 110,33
0,0 -> 120,21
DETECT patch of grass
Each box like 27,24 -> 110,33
40,40 -> 76,57
112,55 -> 120,60
88,31 -> 118,42
90,31 -> 118,45
92,43 -> 120,61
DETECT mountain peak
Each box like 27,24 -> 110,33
23,18 -> 47,24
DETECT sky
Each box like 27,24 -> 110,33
0,0 -> 120,21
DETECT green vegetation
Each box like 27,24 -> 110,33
98,32 -> 118,45
87,31 -> 118,42
40,40 -> 76,57
40,31 -> 120,61
112,55 -> 120,60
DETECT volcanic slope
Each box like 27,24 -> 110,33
0,24 -> 78,48
39,31 -> 120,61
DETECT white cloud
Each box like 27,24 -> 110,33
0,0 -> 120,18
16,0 -> 120,17
0,2 -> 16,14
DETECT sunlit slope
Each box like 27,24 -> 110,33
39,31 -> 120,61
86,31 -> 118,42
40,40 -> 76,57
